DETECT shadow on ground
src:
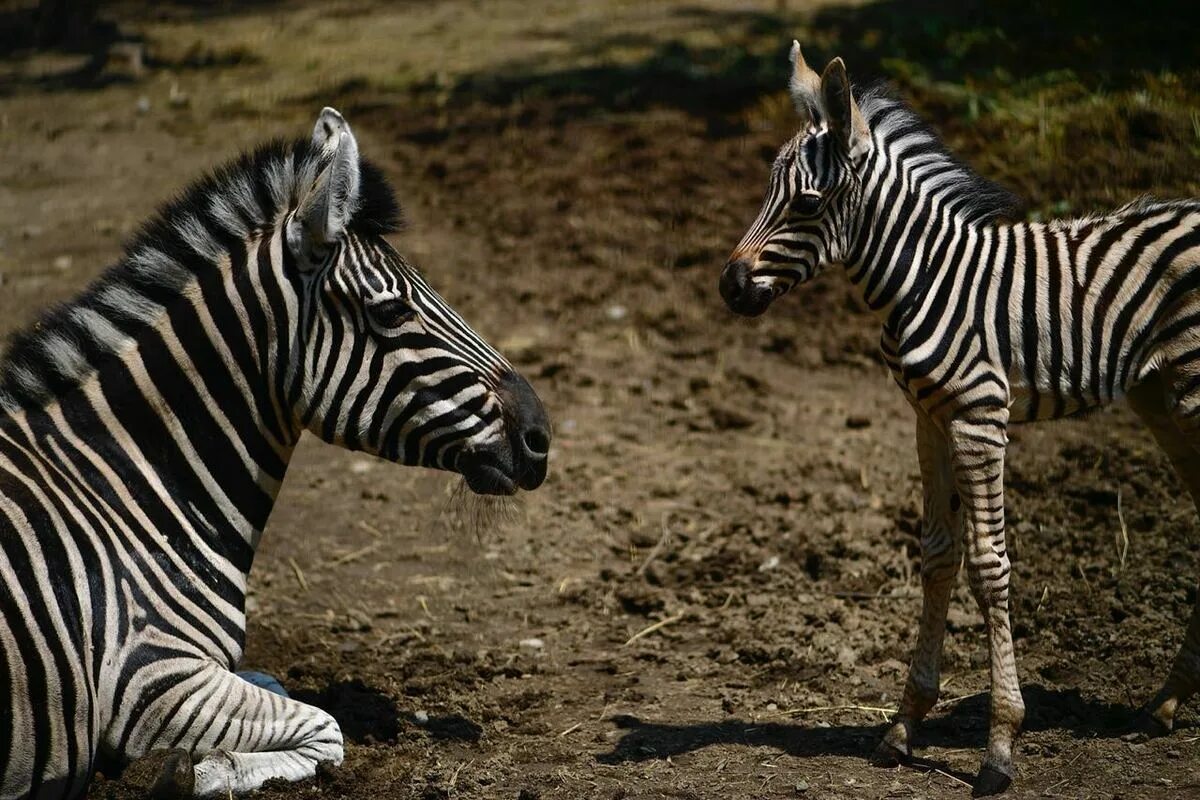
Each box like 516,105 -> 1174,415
598,685 -> 1162,781
433,0 -> 1198,127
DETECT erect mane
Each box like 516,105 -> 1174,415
856,84 -> 1024,225
0,137 -> 402,412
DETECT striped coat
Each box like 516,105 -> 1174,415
721,43 -> 1200,795
1,107 -> 549,799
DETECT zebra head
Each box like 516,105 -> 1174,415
286,108 -> 550,495
721,42 -> 872,317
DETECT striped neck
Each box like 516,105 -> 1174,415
841,90 -> 1022,319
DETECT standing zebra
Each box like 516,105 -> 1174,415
721,43 -> 1200,795
0,107 -> 550,799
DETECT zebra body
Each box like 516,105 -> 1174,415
721,44 -> 1200,795
1,108 -> 550,799
877,202 -> 1200,424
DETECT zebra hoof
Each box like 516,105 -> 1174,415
1134,710 -> 1172,738
122,748 -> 195,800
236,670 -> 290,697
869,738 -> 909,767
972,762 -> 1014,796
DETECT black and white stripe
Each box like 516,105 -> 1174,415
721,43 -> 1200,795
0,107 -> 549,800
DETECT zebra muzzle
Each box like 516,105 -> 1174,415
719,258 -> 776,317
458,371 -> 551,495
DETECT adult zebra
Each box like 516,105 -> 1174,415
0,107 -> 550,799
721,44 -> 1200,795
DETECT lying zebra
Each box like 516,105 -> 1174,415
721,43 -> 1200,795
0,107 -> 550,799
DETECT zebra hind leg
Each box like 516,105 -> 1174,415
1128,373 -> 1200,734
121,661 -> 343,798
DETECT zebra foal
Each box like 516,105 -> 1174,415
721,43 -> 1200,795
0,107 -> 550,799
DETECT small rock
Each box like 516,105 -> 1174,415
708,404 -> 754,431
758,555 -> 780,572
52,255 -> 72,271
413,709 -> 429,724
349,459 -> 374,474
794,780 -> 809,794
136,96 -> 151,114
168,83 -> 190,108
518,637 -> 544,650
605,305 -> 627,321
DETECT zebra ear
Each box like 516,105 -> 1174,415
289,107 -> 362,267
788,40 -> 823,128
820,58 -> 871,160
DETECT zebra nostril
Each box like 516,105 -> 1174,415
523,427 -> 550,458
719,259 -> 750,306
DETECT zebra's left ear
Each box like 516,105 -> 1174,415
288,107 -> 362,268
788,40 -> 824,129
819,58 -> 871,162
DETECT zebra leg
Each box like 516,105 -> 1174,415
124,661 -> 343,798
874,411 -> 962,765
949,413 -> 1023,796
1128,373 -> 1200,733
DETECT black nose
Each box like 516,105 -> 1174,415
497,371 -> 550,490
719,258 -> 773,317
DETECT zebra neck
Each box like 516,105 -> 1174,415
28,237 -> 299,566
843,180 -> 972,317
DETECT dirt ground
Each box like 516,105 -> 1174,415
4,1 -> 1200,798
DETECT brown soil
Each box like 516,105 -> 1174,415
3,1 -> 1200,798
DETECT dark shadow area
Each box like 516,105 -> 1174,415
291,679 -> 402,745
406,712 -> 484,743
432,0 -> 1199,131
443,7 -> 795,129
598,685 -> 1183,771
812,0 -> 1200,90
0,0 -> 277,95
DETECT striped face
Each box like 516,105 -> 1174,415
294,234 -> 549,494
286,108 -> 549,495
720,129 -> 854,317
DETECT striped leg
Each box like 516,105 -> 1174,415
1128,373 -> 1200,733
949,412 -> 1023,796
875,410 -> 962,764
121,661 -> 343,798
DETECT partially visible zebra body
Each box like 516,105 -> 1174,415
0,108 -> 550,799
721,43 -> 1200,795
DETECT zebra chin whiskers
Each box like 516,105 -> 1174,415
443,478 -> 523,544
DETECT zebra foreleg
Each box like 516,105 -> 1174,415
949,413 -> 1023,796
124,661 -> 343,798
874,411 -> 962,765
1128,373 -> 1200,734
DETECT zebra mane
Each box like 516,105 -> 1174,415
857,84 -> 1024,225
0,137 -> 402,412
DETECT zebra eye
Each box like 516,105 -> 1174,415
790,192 -> 822,217
369,298 -> 417,328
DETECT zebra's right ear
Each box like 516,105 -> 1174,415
287,107 -> 362,268
788,40 -> 823,129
